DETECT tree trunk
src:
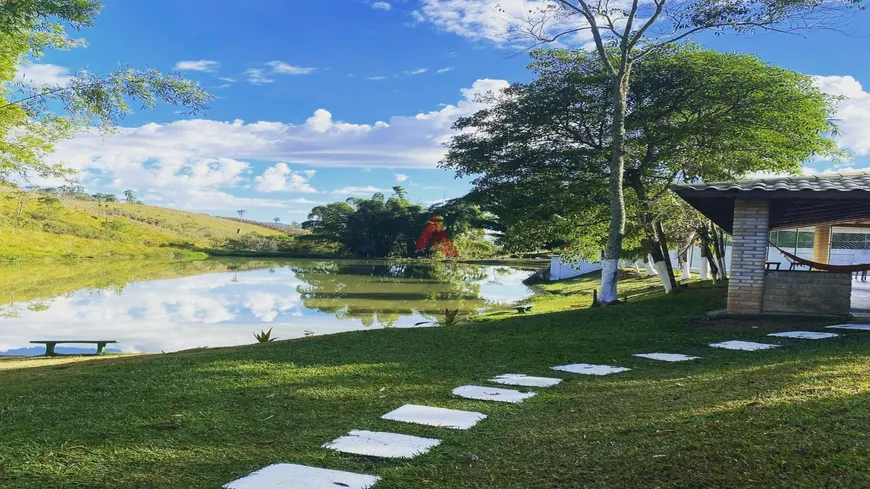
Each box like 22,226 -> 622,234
654,219 -> 679,293
599,67 -> 631,304
710,224 -> 728,279
645,256 -> 657,275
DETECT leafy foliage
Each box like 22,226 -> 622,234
253,328 -> 277,343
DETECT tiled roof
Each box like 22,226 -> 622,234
672,171 -> 870,193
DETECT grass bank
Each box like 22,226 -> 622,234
1,280 -> 868,488
0,189 -> 288,260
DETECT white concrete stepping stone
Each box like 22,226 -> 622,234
551,363 -> 630,375
709,340 -> 779,351
633,353 -> 700,362
381,404 -> 486,430
223,463 -> 380,489
323,430 -> 440,459
490,373 -> 562,387
768,331 -> 839,340
452,385 -> 536,403
827,324 -> 870,331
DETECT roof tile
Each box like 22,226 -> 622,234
672,171 -> 870,193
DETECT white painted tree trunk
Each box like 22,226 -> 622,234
680,258 -> 691,280
654,260 -> 674,293
644,256 -> 657,275
700,259 -> 709,280
717,256 -> 728,279
599,259 -> 619,303
633,262 -> 641,275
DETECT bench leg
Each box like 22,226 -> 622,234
96,342 -> 107,355
44,343 -> 56,356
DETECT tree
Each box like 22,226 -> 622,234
273,217 -> 281,224
502,0 -> 861,303
237,209 -> 247,219
0,1 -> 212,184
122,189 -> 138,204
92,192 -> 117,202
442,46 -> 836,293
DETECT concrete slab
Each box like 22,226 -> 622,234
381,404 -> 485,430
709,340 -> 779,351
633,353 -> 700,362
323,430 -> 440,459
827,324 -> 870,331
489,373 -> 562,387
551,363 -> 630,375
452,385 -> 536,403
767,331 -> 839,340
223,463 -> 380,489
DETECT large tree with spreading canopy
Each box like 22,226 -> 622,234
498,0 -> 862,303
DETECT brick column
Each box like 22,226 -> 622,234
813,225 -> 832,264
727,199 -> 770,313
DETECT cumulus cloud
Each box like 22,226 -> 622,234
254,163 -> 317,193
174,60 -> 220,72
266,61 -> 317,75
413,0 -> 593,45
815,75 -> 870,156
394,173 -> 409,182
47,79 -> 509,212
372,1 -> 392,10
15,63 -> 71,85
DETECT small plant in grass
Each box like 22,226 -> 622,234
253,328 -> 277,343
414,308 -> 461,327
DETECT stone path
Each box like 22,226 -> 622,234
223,323 -> 867,488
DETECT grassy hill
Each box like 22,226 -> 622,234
0,188 -> 293,260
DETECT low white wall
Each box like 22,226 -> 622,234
549,257 -> 602,280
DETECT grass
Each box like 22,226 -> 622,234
0,189 -> 286,260
1,279 -> 869,488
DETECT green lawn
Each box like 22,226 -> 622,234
1,281 -> 869,488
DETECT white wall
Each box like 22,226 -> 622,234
549,257 -> 602,280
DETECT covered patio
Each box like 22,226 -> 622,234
673,172 -> 870,317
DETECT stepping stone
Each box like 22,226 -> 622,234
223,463 -> 380,489
452,385 -> 536,403
551,363 -> 630,375
827,324 -> 870,331
709,340 -> 779,351
489,373 -> 562,387
382,404 -> 486,430
633,353 -> 700,362
323,430 -> 440,459
767,331 -> 839,340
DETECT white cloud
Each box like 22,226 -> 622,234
366,76 -> 387,80
15,63 -> 71,86
245,68 -> 274,84
254,163 -> 318,193
394,173 -> 409,182
413,0 -> 593,45
404,68 -> 428,75
218,76 -> 236,83
331,186 -> 387,196
266,61 -> 317,75
815,75 -> 870,156
371,1 -> 392,10
174,60 -> 220,72
435,67 -> 454,74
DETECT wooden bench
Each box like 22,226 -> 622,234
30,340 -> 118,356
515,305 -> 533,314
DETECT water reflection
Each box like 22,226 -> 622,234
0,259 -> 535,355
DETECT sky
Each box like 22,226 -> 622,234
15,0 -> 870,222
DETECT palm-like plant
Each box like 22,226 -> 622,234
439,308 -> 460,326
253,328 -> 276,343
237,209 -> 247,219
273,217 -> 280,223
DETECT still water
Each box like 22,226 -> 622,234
0,259 -> 537,355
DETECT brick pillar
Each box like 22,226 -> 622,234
727,199 -> 770,313
813,225 -> 832,264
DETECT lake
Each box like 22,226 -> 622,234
0,259 -> 539,355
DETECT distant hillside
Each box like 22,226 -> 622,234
218,216 -> 309,235
0,188 -> 288,260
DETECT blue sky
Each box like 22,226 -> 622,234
19,0 -> 870,222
